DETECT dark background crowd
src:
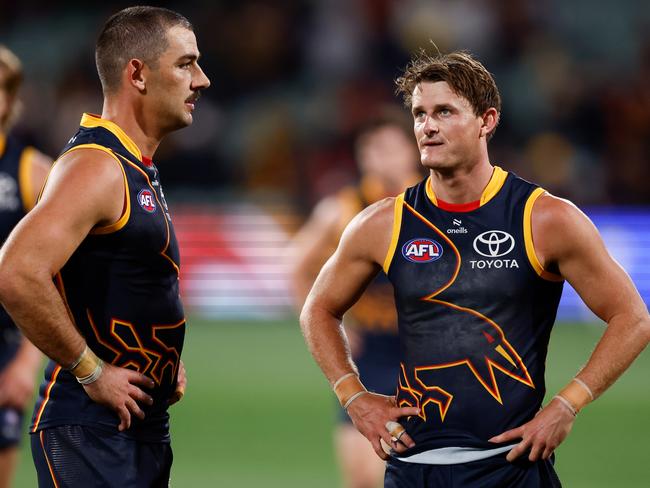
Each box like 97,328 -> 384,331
2,0 -> 649,209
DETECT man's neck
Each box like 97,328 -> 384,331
428,160 -> 494,204
101,99 -> 161,159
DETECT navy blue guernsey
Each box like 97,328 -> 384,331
31,114 -> 185,442
383,166 -> 564,457
0,134 -> 38,371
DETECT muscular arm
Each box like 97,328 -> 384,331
0,149 -> 123,365
492,194 -> 650,461
536,195 -> 650,395
300,198 -> 419,459
0,149 -> 154,429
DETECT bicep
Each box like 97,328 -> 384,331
542,200 -> 646,322
308,245 -> 381,320
1,151 -> 124,276
304,198 -> 393,320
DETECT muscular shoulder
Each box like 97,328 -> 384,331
532,192 -> 600,271
38,147 -> 125,227
338,196 -> 396,266
49,147 -> 123,188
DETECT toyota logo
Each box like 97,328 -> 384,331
473,231 -> 515,257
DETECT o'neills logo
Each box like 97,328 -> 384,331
471,230 -> 518,269
402,238 -> 443,263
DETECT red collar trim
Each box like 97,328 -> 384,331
142,156 -> 154,168
436,198 -> 481,212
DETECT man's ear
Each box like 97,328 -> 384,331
126,59 -> 147,92
480,107 -> 499,139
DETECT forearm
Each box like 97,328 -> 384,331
0,271 -> 85,367
299,299 -> 358,386
574,313 -> 650,399
555,312 -> 650,413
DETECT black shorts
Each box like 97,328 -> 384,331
385,453 -> 561,488
0,407 -> 23,449
31,425 -> 173,488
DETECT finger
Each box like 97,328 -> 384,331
380,429 -> 402,456
392,406 -> 420,418
489,426 -> 524,443
126,397 -> 145,420
128,384 -> 154,406
117,406 -> 131,431
128,371 -> 155,389
168,386 -> 184,406
391,438 -> 410,454
371,439 -> 389,461
542,446 -> 554,460
177,362 -> 186,386
506,439 -> 531,462
528,441 -> 543,462
395,431 -> 416,449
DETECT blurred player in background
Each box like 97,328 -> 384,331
300,50 -> 650,487
290,108 -> 421,488
0,45 -> 50,488
0,7 -> 209,487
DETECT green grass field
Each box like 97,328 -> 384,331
14,319 -> 650,487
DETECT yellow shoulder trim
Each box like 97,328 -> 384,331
480,166 -> 508,206
59,143 -> 131,235
18,146 -> 36,212
80,113 -> 142,162
0,133 -> 6,158
383,193 -> 404,274
524,187 -> 563,282
425,177 -> 437,205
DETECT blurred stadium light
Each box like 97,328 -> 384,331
177,206 -> 650,321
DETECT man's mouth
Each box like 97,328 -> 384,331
185,93 -> 200,109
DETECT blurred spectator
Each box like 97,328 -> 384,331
0,0 -> 648,205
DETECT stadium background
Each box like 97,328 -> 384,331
2,0 -> 649,486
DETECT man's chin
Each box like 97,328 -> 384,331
420,158 -> 450,170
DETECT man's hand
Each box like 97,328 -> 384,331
346,392 -> 420,460
0,360 -> 38,409
169,360 -> 186,406
489,398 -> 576,462
82,363 -> 154,431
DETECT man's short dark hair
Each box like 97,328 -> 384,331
395,50 -> 502,139
95,6 -> 193,94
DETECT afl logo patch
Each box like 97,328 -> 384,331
402,238 -> 443,263
137,189 -> 157,213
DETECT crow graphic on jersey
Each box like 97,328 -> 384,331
397,306 -> 534,422
394,198 -> 536,424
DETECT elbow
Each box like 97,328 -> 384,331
0,255 -> 34,311
640,316 -> 650,348
0,261 -> 18,309
298,297 -> 313,336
